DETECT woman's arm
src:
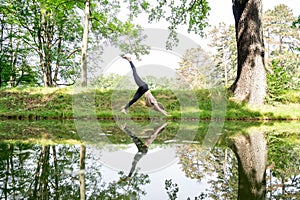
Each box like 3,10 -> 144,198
153,103 -> 170,116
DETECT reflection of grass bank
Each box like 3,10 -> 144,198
0,120 -> 209,145
1,119 -> 299,146
0,120 -> 81,145
221,121 -> 300,137
0,87 -> 300,120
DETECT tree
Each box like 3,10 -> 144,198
0,11 -> 11,87
266,59 -> 289,102
209,23 -> 237,87
264,4 -> 299,56
176,145 -> 238,199
79,0 -> 211,87
177,47 -> 212,89
80,0 -> 90,87
4,0 -> 83,87
267,130 -> 300,199
2,0 -> 212,88
230,0 -> 266,106
264,4 -> 300,90
229,129 -> 267,199
79,145 -> 86,200
0,2 -> 40,87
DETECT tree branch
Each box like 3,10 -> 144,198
67,47 -> 81,59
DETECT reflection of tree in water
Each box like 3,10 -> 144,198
267,131 -> 300,199
2,124 -> 299,199
174,126 -> 300,200
176,145 -> 238,199
91,171 -> 150,200
0,142 -> 152,199
0,143 -> 82,199
164,179 -> 208,200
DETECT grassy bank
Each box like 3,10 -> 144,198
0,87 -> 300,120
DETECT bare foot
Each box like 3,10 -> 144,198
120,55 -> 131,61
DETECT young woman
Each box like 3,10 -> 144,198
121,55 -> 169,116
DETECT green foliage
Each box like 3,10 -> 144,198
91,74 -> 126,90
292,15 -> 300,29
292,14 -> 300,53
208,23 -> 237,87
96,171 -> 150,199
90,1 -> 150,60
0,0 -> 83,87
267,130 -> 300,199
281,90 -> 300,103
147,0 -> 210,35
126,0 -> 210,49
1,0 -> 212,88
177,47 -> 213,89
165,179 -> 179,200
264,4 -> 299,53
266,59 -> 290,102
0,62 -> 11,87
264,4 -> 300,91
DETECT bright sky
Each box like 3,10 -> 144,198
208,0 -> 299,25
103,0 -> 299,76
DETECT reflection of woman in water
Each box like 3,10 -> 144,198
119,123 -> 168,182
120,55 -> 169,116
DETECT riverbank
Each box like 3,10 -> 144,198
0,87 -> 300,121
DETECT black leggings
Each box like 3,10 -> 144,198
123,127 -> 148,177
124,61 -> 149,109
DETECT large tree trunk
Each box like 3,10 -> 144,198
230,129 -> 267,199
81,0 -> 90,87
230,0 -> 266,105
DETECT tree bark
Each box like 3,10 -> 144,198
53,33 -> 62,86
81,0 -> 90,87
79,145 -> 86,200
38,11 -> 50,87
0,16 -> 3,87
52,146 -> 59,199
230,129 -> 267,200
43,11 -> 53,87
40,146 -> 50,199
9,24 -> 16,87
230,0 -> 266,105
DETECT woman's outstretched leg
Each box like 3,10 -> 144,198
121,56 -> 149,114
129,61 -> 146,87
121,55 -> 147,87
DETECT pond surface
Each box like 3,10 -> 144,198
0,120 -> 299,199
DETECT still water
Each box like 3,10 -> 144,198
0,120 -> 299,199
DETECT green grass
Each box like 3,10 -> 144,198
0,86 -> 300,120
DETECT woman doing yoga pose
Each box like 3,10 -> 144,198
120,56 -> 169,116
